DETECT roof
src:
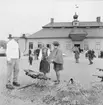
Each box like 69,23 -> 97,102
69,28 -> 88,41
85,28 -> 103,37
69,28 -> 87,35
28,28 -> 71,38
43,22 -> 103,28
27,28 -> 103,39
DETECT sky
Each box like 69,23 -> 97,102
0,0 -> 103,40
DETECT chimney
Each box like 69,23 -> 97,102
8,34 -> 12,39
22,34 -> 26,38
50,18 -> 54,24
96,17 -> 101,22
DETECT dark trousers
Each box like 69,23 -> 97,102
29,56 -> 33,65
89,58 -> 93,64
76,58 -> 79,63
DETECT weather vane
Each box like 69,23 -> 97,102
75,4 -> 79,14
75,4 -> 79,8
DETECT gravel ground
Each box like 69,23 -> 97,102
0,55 -> 103,105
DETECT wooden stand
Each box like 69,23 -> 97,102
92,75 -> 103,82
92,68 -> 103,82
18,69 -> 51,90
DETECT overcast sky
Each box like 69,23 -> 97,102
0,0 -> 103,40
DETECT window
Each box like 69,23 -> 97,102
84,44 -> 89,50
84,41 -> 89,51
65,41 -> 72,50
72,21 -> 79,26
38,43 -> 42,48
95,42 -> 100,50
46,44 -> 51,49
29,42 -> 33,49
37,42 -> 43,48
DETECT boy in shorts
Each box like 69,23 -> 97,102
48,41 -> 63,84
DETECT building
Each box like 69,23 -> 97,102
9,13 -> 103,56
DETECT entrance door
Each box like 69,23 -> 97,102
74,44 -> 80,47
73,41 -> 83,49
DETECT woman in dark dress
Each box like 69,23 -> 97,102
39,47 -> 50,77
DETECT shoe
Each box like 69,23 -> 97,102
76,61 -> 79,63
54,80 -> 58,82
54,80 -> 60,85
89,62 -> 93,65
13,82 -> 20,87
6,84 -> 15,90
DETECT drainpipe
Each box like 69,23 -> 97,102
20,34 -> 28,54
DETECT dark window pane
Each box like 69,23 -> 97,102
29,42 -> 33,49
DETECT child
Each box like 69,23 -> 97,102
28,49 -> 33,65
29,54 -> 33,65
48,41 -> 63,84
39,47 -> 50,77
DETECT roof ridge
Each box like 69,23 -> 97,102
27,28 -> 103,39
45,21 -> 103,23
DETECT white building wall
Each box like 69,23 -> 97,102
83,38 -> 103,57
101,40 -> 103,51
18,38 -> 103,57
25,38 -> 73,55
18,38 -> 26,56
84,39 -> 102,49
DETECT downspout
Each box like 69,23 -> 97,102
20,34 -> 28,54
23,37 -> 27,54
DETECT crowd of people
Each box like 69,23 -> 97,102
6,37 -> 63,89
6,37 -> 97,90
28,41 -> 63,84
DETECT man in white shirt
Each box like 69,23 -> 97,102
6,37 -> 20,89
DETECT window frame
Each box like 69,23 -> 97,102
29,42 -> 33,49
95,42 -> 100,50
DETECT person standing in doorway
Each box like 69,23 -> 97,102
73,46 -> 80,63
6,36 -> 20,89
48,41 -> 63,84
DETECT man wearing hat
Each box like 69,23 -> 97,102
48,41 -> 63,84
6,35 -> 20,89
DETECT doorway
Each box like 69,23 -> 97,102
74,44 -> 80,47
